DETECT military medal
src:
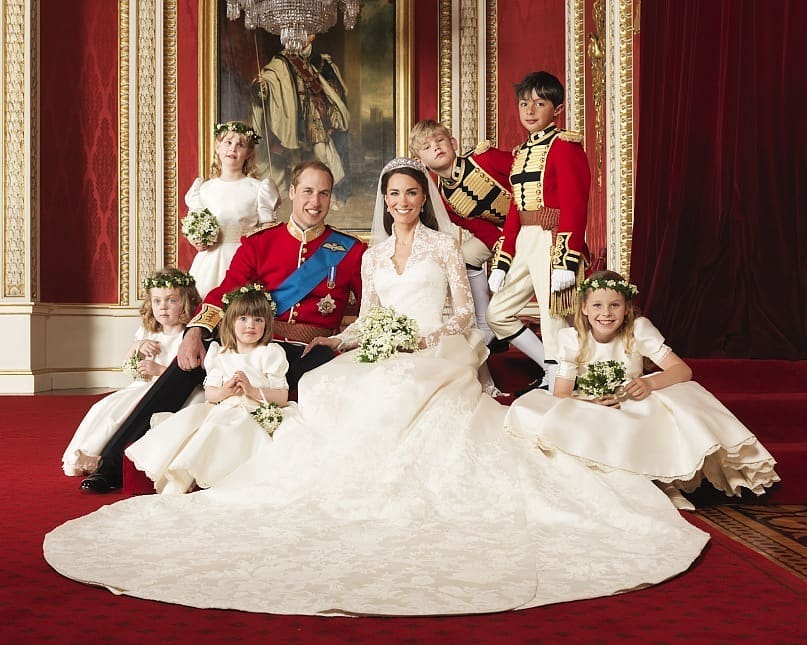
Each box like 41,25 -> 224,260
326,265 -> 336,289
317,293 -> 336,315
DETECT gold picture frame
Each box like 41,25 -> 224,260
198,0 -> 413,232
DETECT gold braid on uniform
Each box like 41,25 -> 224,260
550,232 -> 586,317
492,236 -> 511,271
188,303 -> 223,335
440,149 -> 510,227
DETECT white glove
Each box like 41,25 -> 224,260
551,269 -> 576,293
488,268 -> 506,293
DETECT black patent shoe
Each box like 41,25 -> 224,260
515,374 -> 550,397
486,338 -> 510,354
80,472 -> 116,493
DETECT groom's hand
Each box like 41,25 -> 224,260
178,327 -> 206,371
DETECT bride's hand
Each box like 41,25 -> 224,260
302,336 -> 342,356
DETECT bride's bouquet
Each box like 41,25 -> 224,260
181,208 -> 219,247
121,352 -> 150,382
251,401 -> 284,436
575,360 -> 627,398
356,305 -> 419,363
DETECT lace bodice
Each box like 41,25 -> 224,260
337,223 -> 475,349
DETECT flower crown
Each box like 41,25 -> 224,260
221,283 -> 277,314
577,276 -> 639,299
214,121 -> 261,144
381,156 -> 427,177
143,271 -> 196,291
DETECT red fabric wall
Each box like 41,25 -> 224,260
40,0 -> 118,303
177,0 -> 201,272
413,0 -> 439,122
496,0 -> 565,151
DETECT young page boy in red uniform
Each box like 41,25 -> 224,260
411,119 -> 516,346
486,71 -> 591,393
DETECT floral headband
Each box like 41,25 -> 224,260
214,121 -> 261,144
577,276 -> 639,299
143,271 -> 196,291
221,283 -> 277,314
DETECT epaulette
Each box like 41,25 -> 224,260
473,140 -> 491,154
245,221 -> 282,237
558,130 -> 584,143
327,226 -> 364,243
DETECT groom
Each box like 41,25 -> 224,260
81,160 -> 366,493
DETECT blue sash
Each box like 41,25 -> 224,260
271,230 -> 357,316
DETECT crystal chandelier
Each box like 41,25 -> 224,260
226,1 -> 360,53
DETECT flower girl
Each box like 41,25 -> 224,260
125,284 -> 292,494
506,270 -> 780,507
184,121 -> 280,298
62,269 -> 202,476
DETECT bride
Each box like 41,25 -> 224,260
44,158 -> 708,616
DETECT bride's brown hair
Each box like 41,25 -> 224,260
380,166 -> 440,236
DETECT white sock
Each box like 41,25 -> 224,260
466,268 -> 495,345
509,329 -> 547,370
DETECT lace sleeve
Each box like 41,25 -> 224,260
332,251 -> 380,350
421,234 -> 474,348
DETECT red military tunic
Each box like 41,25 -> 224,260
437,142 -> 518,251
496,125 -> 590,274
190,220 -> 365,343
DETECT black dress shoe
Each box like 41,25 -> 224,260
515,375 -> 549,397
487,338 -> 510,354
80,472 -> 116,493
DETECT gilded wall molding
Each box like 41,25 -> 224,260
438,0 -> 453,130
565,0 -> 585,134
2,0 -> 32,299
136,0 -> 158,298
119,1 -> 131,305
457,0 -> 478,151
163,0 -> 178,268
588,0 -> 605,186
605,0 -> 634,277
485,0 -> 497,145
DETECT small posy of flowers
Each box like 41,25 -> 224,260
221,283 -> 277,314
356,305 -> 419,363
576,360 -> 627,398
122,352 -> 150,382
182,208 -> 220,247
251,401 -> 284,436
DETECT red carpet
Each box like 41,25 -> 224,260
2,391 -> 806,642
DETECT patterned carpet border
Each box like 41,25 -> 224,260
696,504 -> 807,580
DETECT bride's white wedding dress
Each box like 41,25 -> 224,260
44,223 -> 708,616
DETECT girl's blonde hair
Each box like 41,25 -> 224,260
140,268 -> 201,333
574,270 -> 637,364
218,290 -> 276,351
210,125 -> 258,178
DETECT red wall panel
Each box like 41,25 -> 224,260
177,0 -> 200,271
413,0 -> 439,125
496,0 -> 565,150
40,0 -> 119,303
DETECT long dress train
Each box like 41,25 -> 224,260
44,224 -> 708,616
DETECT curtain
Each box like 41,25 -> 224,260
631,0 -> 806,359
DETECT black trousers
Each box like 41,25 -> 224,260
95,342 -> 333,486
